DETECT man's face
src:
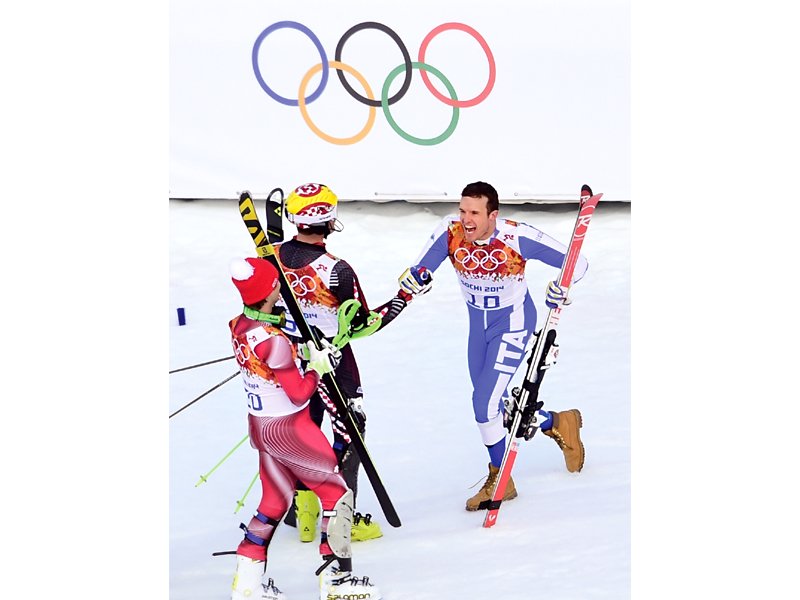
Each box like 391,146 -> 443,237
459,195 -> 498,244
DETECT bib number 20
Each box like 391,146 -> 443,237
247,392 -> 263,412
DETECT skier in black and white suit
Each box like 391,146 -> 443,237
275,182 -> 425,541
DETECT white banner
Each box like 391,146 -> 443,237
170,0 -> 630,202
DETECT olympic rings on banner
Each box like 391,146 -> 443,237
453,247 -> 508,272
418,22 -> 496,108
299,61 -> 377,145
252,21 -> 328,107
335,22 -> 412,108
382,61 -> 459,146
251,20 -> 495,145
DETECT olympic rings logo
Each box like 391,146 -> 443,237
232,339 -> 251,365
286,272 -> 318,295
453,247 -> 508,272
252,21 -> 496,146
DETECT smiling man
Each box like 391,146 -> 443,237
398,181 -> 590,511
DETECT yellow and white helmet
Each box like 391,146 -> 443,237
285,183 -> 338,227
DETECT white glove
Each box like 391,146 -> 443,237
545,280 -> 572,309
300,339 -> 342,375
398,265 -> 433,296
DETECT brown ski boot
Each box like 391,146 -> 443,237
543,409 -> 585,472
465,463 -> 517,511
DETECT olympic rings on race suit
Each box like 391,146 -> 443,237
452,247 -> 509,272
232,338 -> 251,364
251,21 -> 496,146
285,271 -> 318,295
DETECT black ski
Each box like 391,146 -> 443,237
264,187 -> 285,243
238,191 -> 401,528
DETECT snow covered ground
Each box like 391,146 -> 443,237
169,198 -> 631,599
6,4 -> 800,600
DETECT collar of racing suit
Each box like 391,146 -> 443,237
243,305 -> 287,327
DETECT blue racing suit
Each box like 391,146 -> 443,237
411,215 -> 588,465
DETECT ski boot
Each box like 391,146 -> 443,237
296,489 -> 320,542
465,463 -> 517,511
231,555 -> 286,600
261,578 -> 286,600
319,565 -> 382,600
543,409 -> 585,472
351,512 -> 383,542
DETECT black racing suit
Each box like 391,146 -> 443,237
276,237 -> 408,506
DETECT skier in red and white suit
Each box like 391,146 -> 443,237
227,256 -> 381,600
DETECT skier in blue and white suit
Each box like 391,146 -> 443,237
399,181 -> 589,511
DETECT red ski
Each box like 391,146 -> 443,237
483,186 -> 602,528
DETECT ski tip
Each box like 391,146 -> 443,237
239,190 -> 252,202
580,184 -> 593,197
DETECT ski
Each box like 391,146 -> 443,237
483,185 -> 602,528
264,187 -> 285,243
238,191 -> 401,528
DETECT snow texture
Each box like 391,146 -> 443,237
170,198 -> 631,599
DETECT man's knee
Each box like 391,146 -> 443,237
476,414 -> 505,446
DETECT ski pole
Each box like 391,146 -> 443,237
169,371 -> 239,419
209,471 -> 261,557
332,299 -> 382,349
169,355 -> 235,374
195,434 -> 250,486
234,472 -> 260,513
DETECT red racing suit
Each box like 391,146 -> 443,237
229,312 -> 348,561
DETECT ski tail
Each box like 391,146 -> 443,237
237,191 -> 401,528
265,187 -> 285,244
483,187 -> 602,528
240,193 -> 270,255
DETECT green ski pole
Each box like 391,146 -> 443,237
195,434 -> 250,486
235,472 -> 260,513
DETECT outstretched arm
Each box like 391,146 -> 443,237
369,289 -> 412,332
331,260 -> 412,333
395,216 -> 452,302
408,216 -> 453,274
